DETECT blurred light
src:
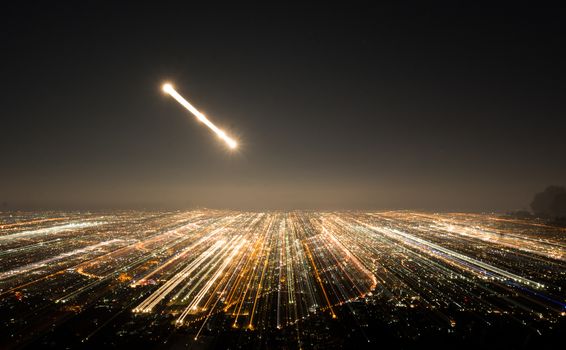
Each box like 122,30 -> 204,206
162,82 -> 238,150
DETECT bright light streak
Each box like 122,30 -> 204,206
2,209 -> 563,339
0,221 -> 105,241
162,83 -> 238,149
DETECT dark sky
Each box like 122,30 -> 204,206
1,2 -> 565,211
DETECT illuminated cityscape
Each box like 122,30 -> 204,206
1,210 -> 564,348
3,1 -> 566,348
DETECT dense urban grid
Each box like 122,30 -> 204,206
0,210 -> 564,348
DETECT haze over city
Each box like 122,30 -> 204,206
2,3 -> 565,211
1,2 -> 565,349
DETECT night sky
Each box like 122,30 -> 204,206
1,2 -> 565,211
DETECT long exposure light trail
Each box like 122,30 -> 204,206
162,83 -> 238,149
0,221 -> 104,241
0,210 -> 564,348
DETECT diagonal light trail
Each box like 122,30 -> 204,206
162,83 -> 238,149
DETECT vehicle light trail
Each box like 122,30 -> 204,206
162,83 -> 238,149
1,210 -> 565,348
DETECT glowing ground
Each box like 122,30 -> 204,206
1,211 -> 565,348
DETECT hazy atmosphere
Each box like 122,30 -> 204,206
1,4 -> 565,349
2,3 -> 565,210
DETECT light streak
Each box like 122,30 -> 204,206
162,83 -> 238,149
0,221 -> 105,242
0,239 -> 125,281
1,209 -> 564,346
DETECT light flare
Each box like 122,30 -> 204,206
162,83 -> 238,149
